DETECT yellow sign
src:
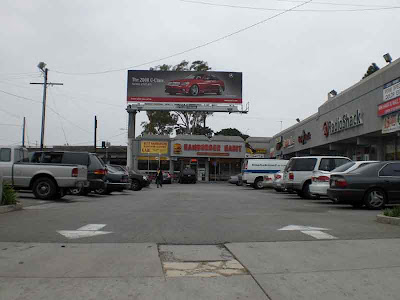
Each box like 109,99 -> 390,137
137,156 -> 169,161
141,141 -> 168,154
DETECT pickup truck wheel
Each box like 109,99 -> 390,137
131,179 -> 142,191
33,177 -> 57,200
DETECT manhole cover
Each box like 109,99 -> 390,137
159,245 -> 248,278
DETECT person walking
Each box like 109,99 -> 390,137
156,168 -> 163,188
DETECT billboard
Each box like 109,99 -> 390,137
140,141 -> 168,154
127,70 -> 242,104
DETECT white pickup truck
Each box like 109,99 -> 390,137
0,146 -> 89,200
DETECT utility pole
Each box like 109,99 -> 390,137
30,62 -> 63,150
22,117 -> 26,147
94,116 -> 98,153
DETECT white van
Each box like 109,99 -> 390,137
242,159 -> 289,189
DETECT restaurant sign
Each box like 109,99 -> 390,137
172,141 -> 244,158
382,112 -> 400,134
141,141 -> 168,154
283,136 -> 295,149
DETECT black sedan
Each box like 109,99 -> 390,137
95,165 -> 130,195
327,161 -> 400,209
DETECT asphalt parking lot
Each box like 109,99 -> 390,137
1,183 -> 400,244
3,183 -> 400,299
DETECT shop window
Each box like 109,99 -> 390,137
385,140 -> 396,161
138,160 -> 148,170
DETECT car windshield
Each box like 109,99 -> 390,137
331,162 -> 355,173
185,74 -> 203,79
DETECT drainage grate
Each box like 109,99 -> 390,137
158,244 -> 248,278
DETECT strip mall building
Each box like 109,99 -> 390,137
131,135 -> 270,181
267,57 -> 400,161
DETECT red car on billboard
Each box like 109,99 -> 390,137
165,74 -> 225,96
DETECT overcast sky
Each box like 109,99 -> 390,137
1,0 -> 400,147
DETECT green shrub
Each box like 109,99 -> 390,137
1,184 -> 17,205
383,206 -> 400,218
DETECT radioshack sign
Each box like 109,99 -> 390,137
323,110 -> 363,137
171,141 -> 244,158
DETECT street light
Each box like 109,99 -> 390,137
383,53 -> 392,64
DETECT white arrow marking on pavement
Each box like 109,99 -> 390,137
57,224 -> 112,239
278,225 -> 337,240
77,224 -> 107,231
278,225 -> 329,231
300,230 -> 337,240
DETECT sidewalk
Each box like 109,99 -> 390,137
1,239 -> 400,299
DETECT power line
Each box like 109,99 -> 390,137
275,0 -> 394,8
52,0 -> 313,76
0,87 -> 92,135
0,123 -> 20,127
48,89 -> 69,145
0,107 -> 21,120
180,0 -> 400,12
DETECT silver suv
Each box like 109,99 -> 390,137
284,156 -> 351,199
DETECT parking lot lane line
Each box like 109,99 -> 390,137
301,230 -> 337,240
76,224 -> 107,231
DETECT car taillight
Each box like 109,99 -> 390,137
331,178 -> 347,188
314,176 -> 330,182
275,174 -> 282,179
289,173 -> 294,180
94,169 -> 106,175
71,168 -> 79,177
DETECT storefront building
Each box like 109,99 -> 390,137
132,135 -> 245,181
267,57 -> 400,161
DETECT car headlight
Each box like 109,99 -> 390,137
143,176 -> 147,180
180,82 -> 190,86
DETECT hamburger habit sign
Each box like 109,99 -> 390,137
323,109 -> 363,137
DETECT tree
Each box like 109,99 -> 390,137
362,63 -> 380,79
140,111 -> 176,135
141,60 -> 214,135
215,128 -> 249,140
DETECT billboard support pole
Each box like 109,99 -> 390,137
94,116 -> 97,153
127,111 -> 137,170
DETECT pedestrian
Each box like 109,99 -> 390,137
156,168 -> 163,188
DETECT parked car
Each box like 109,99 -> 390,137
179,168 -> 197,184
327,161 -> 400,209
272,172 -> 286,192
30,151 -> 106,196
243,159 -> 288,189
128,170 -> 149,191
165,74 -> 225,96
229,174 -> 241,185
310,161 -> 378,197
0,146 -> 89,200
94,165 -> 130,195
284,156 -> 352,199
162,172 -> 172,184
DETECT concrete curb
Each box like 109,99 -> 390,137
0,202 -> 23,214
376,214 -> 400,226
